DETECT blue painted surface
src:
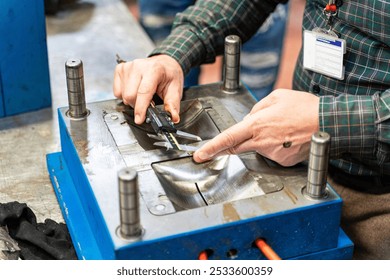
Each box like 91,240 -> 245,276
0,0 -> 51,117
0,72 -> 4,117
57,111 -> 115,259
47,152 -> 103,260
292,229 -> 354,260
113,202 -> 345,259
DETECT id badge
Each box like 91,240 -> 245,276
303,29 -> 346,80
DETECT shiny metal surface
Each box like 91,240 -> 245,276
112,96 -> 283,211
152,155 -> 265,209
65,59 -> 88,118
222,35 -> 241,93
118,168 -> 142,238
305,132 -> 331,198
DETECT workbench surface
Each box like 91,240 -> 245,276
0,0 -> 154,223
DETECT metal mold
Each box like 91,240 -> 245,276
47,82 -> 353,259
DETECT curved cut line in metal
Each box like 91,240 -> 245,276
152,155 -> 266,210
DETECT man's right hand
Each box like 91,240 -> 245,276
113,54 -> 184,124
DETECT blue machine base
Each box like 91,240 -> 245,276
47,152 -> 353,260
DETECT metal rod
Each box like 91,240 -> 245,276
65,58 -> 88,118
305,132 -> 331,199
222,35 -> 241,93
118,167 -> 142,238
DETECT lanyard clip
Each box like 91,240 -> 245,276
323,0 -> 338,31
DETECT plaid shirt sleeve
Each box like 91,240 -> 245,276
320,90 -> 390,165
149,0 -> 287,75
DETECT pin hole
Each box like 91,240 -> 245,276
226,248 -> 238,259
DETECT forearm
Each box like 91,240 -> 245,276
150,0 -> 287,75
320,89 -> 390,164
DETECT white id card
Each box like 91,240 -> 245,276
303,30 -> 346,80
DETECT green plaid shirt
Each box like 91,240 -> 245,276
151,0 -> 390,177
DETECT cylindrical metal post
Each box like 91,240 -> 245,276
222,35 -> 241,93
118,167 -> 142,238
305,132 -> 331,199
65,58 -> 88,118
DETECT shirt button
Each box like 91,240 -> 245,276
312,84 -> 321,94
336,0 -> 343,7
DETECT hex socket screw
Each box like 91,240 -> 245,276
222,35 -> 241,93
304,132 -> 331,199
118,167 -> 143,239
65,58 -> 88,118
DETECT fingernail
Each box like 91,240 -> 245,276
171,109 -> 180,123
197,151 -> 210,161
135,114 -> 141,124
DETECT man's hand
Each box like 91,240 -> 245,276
113,55 -> 184,124
193,89 -> 320,166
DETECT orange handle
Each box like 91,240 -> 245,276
255,239 -> 281,260
198,251 -> 208,260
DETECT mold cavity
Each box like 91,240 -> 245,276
152,155 -> 264,210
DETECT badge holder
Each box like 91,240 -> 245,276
303,1 -> 346,80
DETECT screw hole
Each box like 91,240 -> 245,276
154,204 -> 166,211
226,248 -> 238,259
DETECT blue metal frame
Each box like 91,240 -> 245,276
47,152 -> 103,260
56,111 -> 115,259
47,150 -> 353,260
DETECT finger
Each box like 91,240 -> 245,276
122,71 -> 142,107
134,74 -> 159,124
114,62 -> 142,107
201,138 -> 258,160
113,64 -> 123,99
162,80 -> 183,123
193,119 -> 253,162
226,138 -> 257,154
